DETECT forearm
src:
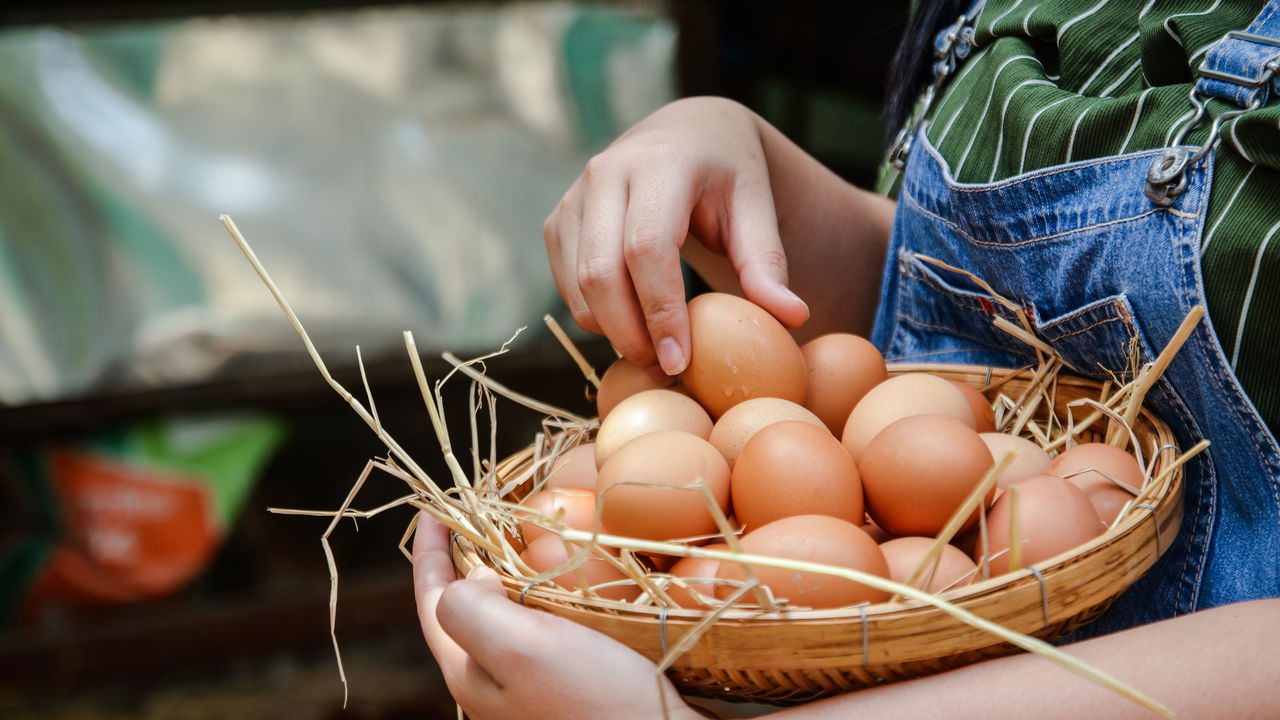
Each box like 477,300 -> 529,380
682,106 -> 895,340
762,598 -> 1280,719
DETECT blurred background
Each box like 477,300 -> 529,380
0,2 -> 905,717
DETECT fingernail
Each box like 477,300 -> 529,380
657,337 -> 688,376
644,364 -> 675,384
468,565 -> 496,580
782,286 -> 809,311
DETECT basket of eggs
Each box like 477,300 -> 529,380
226,215 -> 1195,715
444,292 -> 1197,709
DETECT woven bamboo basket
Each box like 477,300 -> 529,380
451,362 -> 1185,705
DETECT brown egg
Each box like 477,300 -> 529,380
665,543 -> 729,608
880,537 -> 978,593
708,397 -> 825,468
519,534 -> 639,602
858,414 -> 994,537
983,474 -> 1106,576
517,488 -> 598,543
545,443 -> 599,491
594,389 -> 712,468
950,380 -> 996,432
1049,443 -> 1144,525
980,433 -> 1053,491
596,357 -> 678,419
801,333 -> 888,435
732,421 -> 863,531
681,293 -> 807,418
861,520 -> 894,544
842,373 -> 976,461
716,515 -> 889,607
596,430 -> 731,542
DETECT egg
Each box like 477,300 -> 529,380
681,293 -> 807,418
950,380 -> 996,433
879,537 -> 978,593
979,433 -> 1053,491
731,421 -> 863,531
708,397 -> 825,467
1049,443 -> 1144,525
983,474 -> 1105,576
800,333 -> 888,435
596,430 -> 731,542
596,357 -> 679,419
664,543 -> 729,608
519,534 -> 639,602
545,443 -> 599,490
861,520 -> 894,544
858,414 -> 994,537
594,389 -> 712,468
842,373 -> 976,461
716,515 -> 890,607
517,488 -> 599,543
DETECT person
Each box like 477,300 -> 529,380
414,2 -> 1280,717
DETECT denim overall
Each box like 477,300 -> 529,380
873,3 -> 1280,637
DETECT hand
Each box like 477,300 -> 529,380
412,512 -> 704,720
544,96 -> 811,378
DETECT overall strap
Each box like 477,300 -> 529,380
1145,0 -> 1280,205
1195,0 -> 1280,109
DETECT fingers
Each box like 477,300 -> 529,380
434,565 -> 549,676
623,167 -> 694,376
726,176 -> 810,328
545,185 -> 599,334
576,170 -> 660,373
412,514 -> 502,714
412,516 -> 469,671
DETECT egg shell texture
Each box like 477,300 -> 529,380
800,333 -> 887,436
979,433 -> 1053,491
709,397 -> 825,468
594,389 -> 712,469
731,420 -> 863,531
681,293 -> 807,418
950,380 -> 996,433
1050,443 -> 1145,526
665,543 -> 729,608
596,430 -> 731,542
716,515 -> 890,607
858,414 -> 994,537
842,373 -> 976,461
519,535 -> 640,601
983,474 -> 1105,576
597,357 -> 681,419
879,536 -> 977,593
517,488 -> 599,544
546,443 -> 600,491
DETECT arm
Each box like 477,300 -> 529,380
682,112 -> 895,344
544,96 -> 894,378
763,598 -> 1280,719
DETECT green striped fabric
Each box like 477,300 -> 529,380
879,0 -> 1280,436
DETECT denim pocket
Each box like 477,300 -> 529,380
1034,294 -> 1157,381
886,251 -> 1035,367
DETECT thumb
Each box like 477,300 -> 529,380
465,565 -> 506,594
726,175 -> 809,328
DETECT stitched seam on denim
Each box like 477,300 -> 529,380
906,256 -> 1016,316
887,346 -> 1005,362
896,313 -> 1031,359
1043,313 -> 1124,342
904,191 -> 1173,248
918,130 -> 1166,191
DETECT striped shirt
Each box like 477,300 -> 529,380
879,0 -> 1280,435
